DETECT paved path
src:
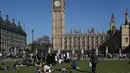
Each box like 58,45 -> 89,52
0,58 -> 23,62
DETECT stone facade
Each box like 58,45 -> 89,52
52,0 -> 107,50
61,30 -> 106,50
0,14 -> 26,53
52,0 -> 65,50
121,8 -> 130,50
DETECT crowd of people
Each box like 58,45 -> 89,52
0,49 -> 130,73
33,50 -> 98,73
33,52 -> 72,73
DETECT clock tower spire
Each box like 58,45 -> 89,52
52,0 -> 65,50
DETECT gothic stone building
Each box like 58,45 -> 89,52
52,0 -> 107,51
121,8 -> 130,50
0,13 -> 26,53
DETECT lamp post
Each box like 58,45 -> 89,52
32,30 -> 34,53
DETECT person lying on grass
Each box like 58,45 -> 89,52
44,69 -> 51,73
43,63 -> 52,73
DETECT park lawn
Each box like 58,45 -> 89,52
0,60 -> 130,73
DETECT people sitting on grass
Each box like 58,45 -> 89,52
3,66 -> 8,71
60,68 -> 67,72
77,54 -> 81,61
71,62 -> 77,70
21,58 -> 33,67
35,61 -> 42,67
58,58 -> 64,64
44,69 -> 50,73
71,62 -> 80,70
9,61 -> 19,71
0,66 -> 3,70
57,68 -> 74,73
35,68 -> 42,73
0,66 -> 9,71
64,52 -> 71,63
43,63 -> 52,73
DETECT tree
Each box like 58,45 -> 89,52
105,30 -> 121,53
98,30 -> 121,54
32,36 -> 52,53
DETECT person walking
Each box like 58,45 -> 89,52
90,49 -> 98,73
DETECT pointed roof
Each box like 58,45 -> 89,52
6,15 -> 9,20
2,15 -> 10,25
111,13 -> 115,23
70,28 -> 72,33
79,29 -> 81,33
126,8 -> 128,15
18,21 -> 22,28
125,8 -> 129,24
74,28 -> 76,33
88,28 -> 90,33
0,11 -> 1,17
84,30 -> 86,33
0,11 -> 3,23
12,18 -> 16,26
92,27 -> 95,33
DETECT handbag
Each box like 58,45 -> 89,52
89,62 -> 92,67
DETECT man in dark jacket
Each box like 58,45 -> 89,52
46,53 -> 52,65
90,49 -> 98,73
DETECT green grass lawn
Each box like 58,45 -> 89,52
0,60 -> 130,73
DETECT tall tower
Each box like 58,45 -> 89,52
121,8 -> 130,50
110,13 -> 116,35
125,8 -> 129,24
52,0 -> 65,50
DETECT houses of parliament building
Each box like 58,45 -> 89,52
52,0 -> 107,51
0,12 -> 26,53
52,0 -> 130,52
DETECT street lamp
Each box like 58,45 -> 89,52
32,30 -> 34,53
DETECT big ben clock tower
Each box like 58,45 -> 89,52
52,0 -> 65,50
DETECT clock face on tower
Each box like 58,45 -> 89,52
54,0 -> 61,7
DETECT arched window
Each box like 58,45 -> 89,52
125,37 -> 128,42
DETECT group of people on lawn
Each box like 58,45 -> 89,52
0,49 -> 98,73
35,52 -> 72,73
35,49 -> 98,73
0,61 -> 20,71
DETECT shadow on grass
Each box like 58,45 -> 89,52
128,62 -> 130,64
54,68 -> 91,73
76,69 -> 91,73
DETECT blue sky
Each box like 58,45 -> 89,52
0,0 -> 129,44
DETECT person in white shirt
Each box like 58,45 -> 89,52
58,58 -> 63,64
43,63 -> 51,73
